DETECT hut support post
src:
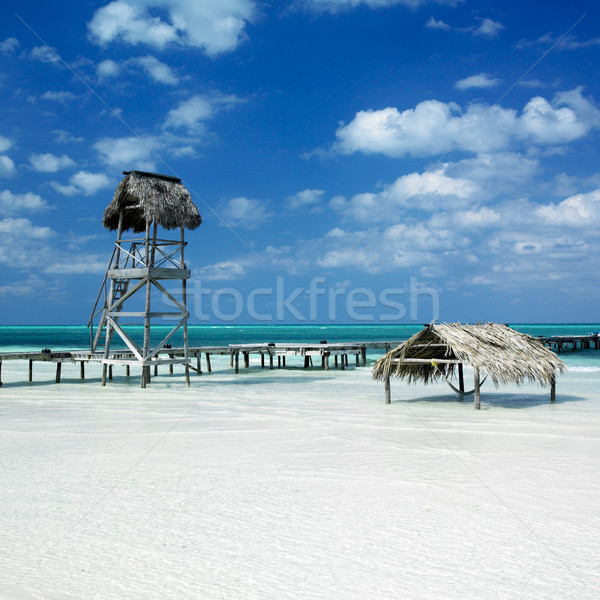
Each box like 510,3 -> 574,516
550,376 -> 556,402
141,219 -> 152,388
181,227 -> 190,387
384,374 -> 391,404
473,367 -> 481,410
458,363 -> 465,394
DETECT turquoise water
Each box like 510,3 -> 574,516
1,323 -> 600,352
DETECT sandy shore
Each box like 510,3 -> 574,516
0,357 -> 599,599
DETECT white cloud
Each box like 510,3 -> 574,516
0,190 -> 50,214
0,155 -> 16,178
0,217 -> 53,240
287,189 -> 325,210
536,189 -> 600,227
330,168 -> 476,221
0,38 -> 19,53
217,196 -> 271,229
0,136 -> 13,153
472,17 -> 503,38
516,33 -> 600,52
455,73 -> 500,91
164,94 -> 242,133
29,153 -> 76,173
0,274 -> 44,298
30,46 -> 60,64
41,91 -> 78,103
94,136 -> 156,169
51,171 -> 112,196
131,55 -> 179,84
88,0 -> 256,55
97,59 -> 121,79
425,17 -> 451,31
53,130 -> 84,144
198,261 -> 246,280
333,88 -> 600,157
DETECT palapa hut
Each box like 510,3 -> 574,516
372,323 -> 566,409
90,170 -> 201,388
103,170 -> 202,232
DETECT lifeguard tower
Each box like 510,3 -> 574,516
89,170 -> 202,387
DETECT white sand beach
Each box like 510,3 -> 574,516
1,356 -> 599,599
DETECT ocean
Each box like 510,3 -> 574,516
1,322 -> 600,352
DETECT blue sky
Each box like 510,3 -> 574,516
1,0 -> 600,325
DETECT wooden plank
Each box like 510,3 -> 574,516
107,267 -> 190,280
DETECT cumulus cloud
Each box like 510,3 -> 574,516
0,217 -> 53,240
0,190 -> 51,214
88,0 -> 256,55
536,189 -> 600,227
287,189 -> 325,211
94,136 -> 156,169
198,261 -> 246,280
41,91 -> 78,103
131,55 -> 179,84
330,167 -> 476,221
0,136 -> 13,153
426,16 -> 503,37
163,94 -> 242,133
0,38 -> 19,53
333,88 -> 600,157
0,155 -> 16,178
51,171 -> 111,196
515,33 -> 600,52
97,59 -> 121,79
455,73 -> 500,91
29,45 -> 60,64
0,274 -> 44,298
217,196 -> 271,229
29,153 -> 76,173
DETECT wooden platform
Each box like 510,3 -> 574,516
0,341 -> 403,386
1,334 -> 597,387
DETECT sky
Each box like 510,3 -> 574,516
1,0 -> 600,325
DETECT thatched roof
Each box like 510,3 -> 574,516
103,171 -> 202,232
372,323 -> 565,387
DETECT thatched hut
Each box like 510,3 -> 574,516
372,323 -> 566,409
103,170 -> 202,232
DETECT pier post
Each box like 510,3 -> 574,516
55,362 -> 62,384
361,347 -> 367,366
80,362 -> 85,380
0,359 -> 2,387
235,352 -> 239,374
473,367 -> 481,410
335,356 -> 338,368
109,365 -> 113,380
230,352 -> 234,367
261,353 -> 265,368
29,359 -> 33,382
278,356 -> 281,368
304,356 -> 309,368
269,353 -> 273,370
384,374 -> 391,404
324,352 -> 329,370
185,364 -> 190,386
458,363 -> 464,394
355,353 -> 360,367
206,353 -> 212,373
341,355 -> 345,370
197,355 -> 202,375
126,365 -> 130,377
153,364 -> 158,377
244,352 -> 249,368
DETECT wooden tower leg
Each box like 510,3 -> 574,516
384,374 -> 391,404
458,363 -> 464,394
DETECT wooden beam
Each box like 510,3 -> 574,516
473,367 -> 481,410
384,374 -> 391,404
458,363 -> 464,393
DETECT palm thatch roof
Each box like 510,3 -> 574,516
103,171 -> 202,233
372,323 -> 565,388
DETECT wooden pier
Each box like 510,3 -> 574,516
1,333 -> 598,387
0,341 -> 403,386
